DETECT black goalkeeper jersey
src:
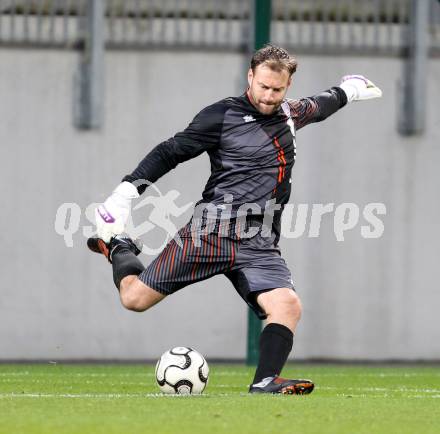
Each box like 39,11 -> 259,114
123,88 -> 347,239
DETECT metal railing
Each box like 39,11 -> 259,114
272,0 -> 440,56
273,0 -> 410,56
0,0 -> 85,48
0,0 -> 439,56
105,0 -> 250,50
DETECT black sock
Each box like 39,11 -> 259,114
111,249 -> 145,290
252,323 -> 293,384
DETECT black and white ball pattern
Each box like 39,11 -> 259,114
155,347 -> 209,394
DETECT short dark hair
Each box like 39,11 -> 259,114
250,44 -> 298,76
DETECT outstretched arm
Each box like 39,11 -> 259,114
288,87 -> 347,130
289,75 -> 382,130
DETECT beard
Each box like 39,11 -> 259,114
256,101 -> 280,114
247,89 -> 281,115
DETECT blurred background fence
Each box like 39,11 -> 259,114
0,0 -> 439,55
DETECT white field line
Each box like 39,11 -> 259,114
1,392 -> 440,400
0,371 -> 246,378
0,372 -> 156,377
0,379 -> 151,386
0,392 -> 237,399
316,373 -> 440,378
4,380 -> 438,395
1,371 -> 439,378
336,394 -> 440,399
320,386 -> 440,393
0,393 -> 147,399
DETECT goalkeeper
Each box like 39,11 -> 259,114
88,44 -> 382,395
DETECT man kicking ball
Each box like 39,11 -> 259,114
88,44 -> 382,394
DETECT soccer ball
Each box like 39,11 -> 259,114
155,347 -> 209,394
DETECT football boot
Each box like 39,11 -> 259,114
87,235 -> 142,263
249,376 -> 314,395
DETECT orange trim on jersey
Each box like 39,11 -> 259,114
273,136 -> 286,192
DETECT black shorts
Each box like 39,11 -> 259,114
138,220 -> 294,319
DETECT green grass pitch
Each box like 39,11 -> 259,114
0,363 -> 439,434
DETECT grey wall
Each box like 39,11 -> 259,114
1,48 -> 439,361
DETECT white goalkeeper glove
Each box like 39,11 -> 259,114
339,75 -> 382,102
95,181 -> 139,242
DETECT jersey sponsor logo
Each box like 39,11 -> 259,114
273,136 -> 287,187
243,114 -> 256,123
